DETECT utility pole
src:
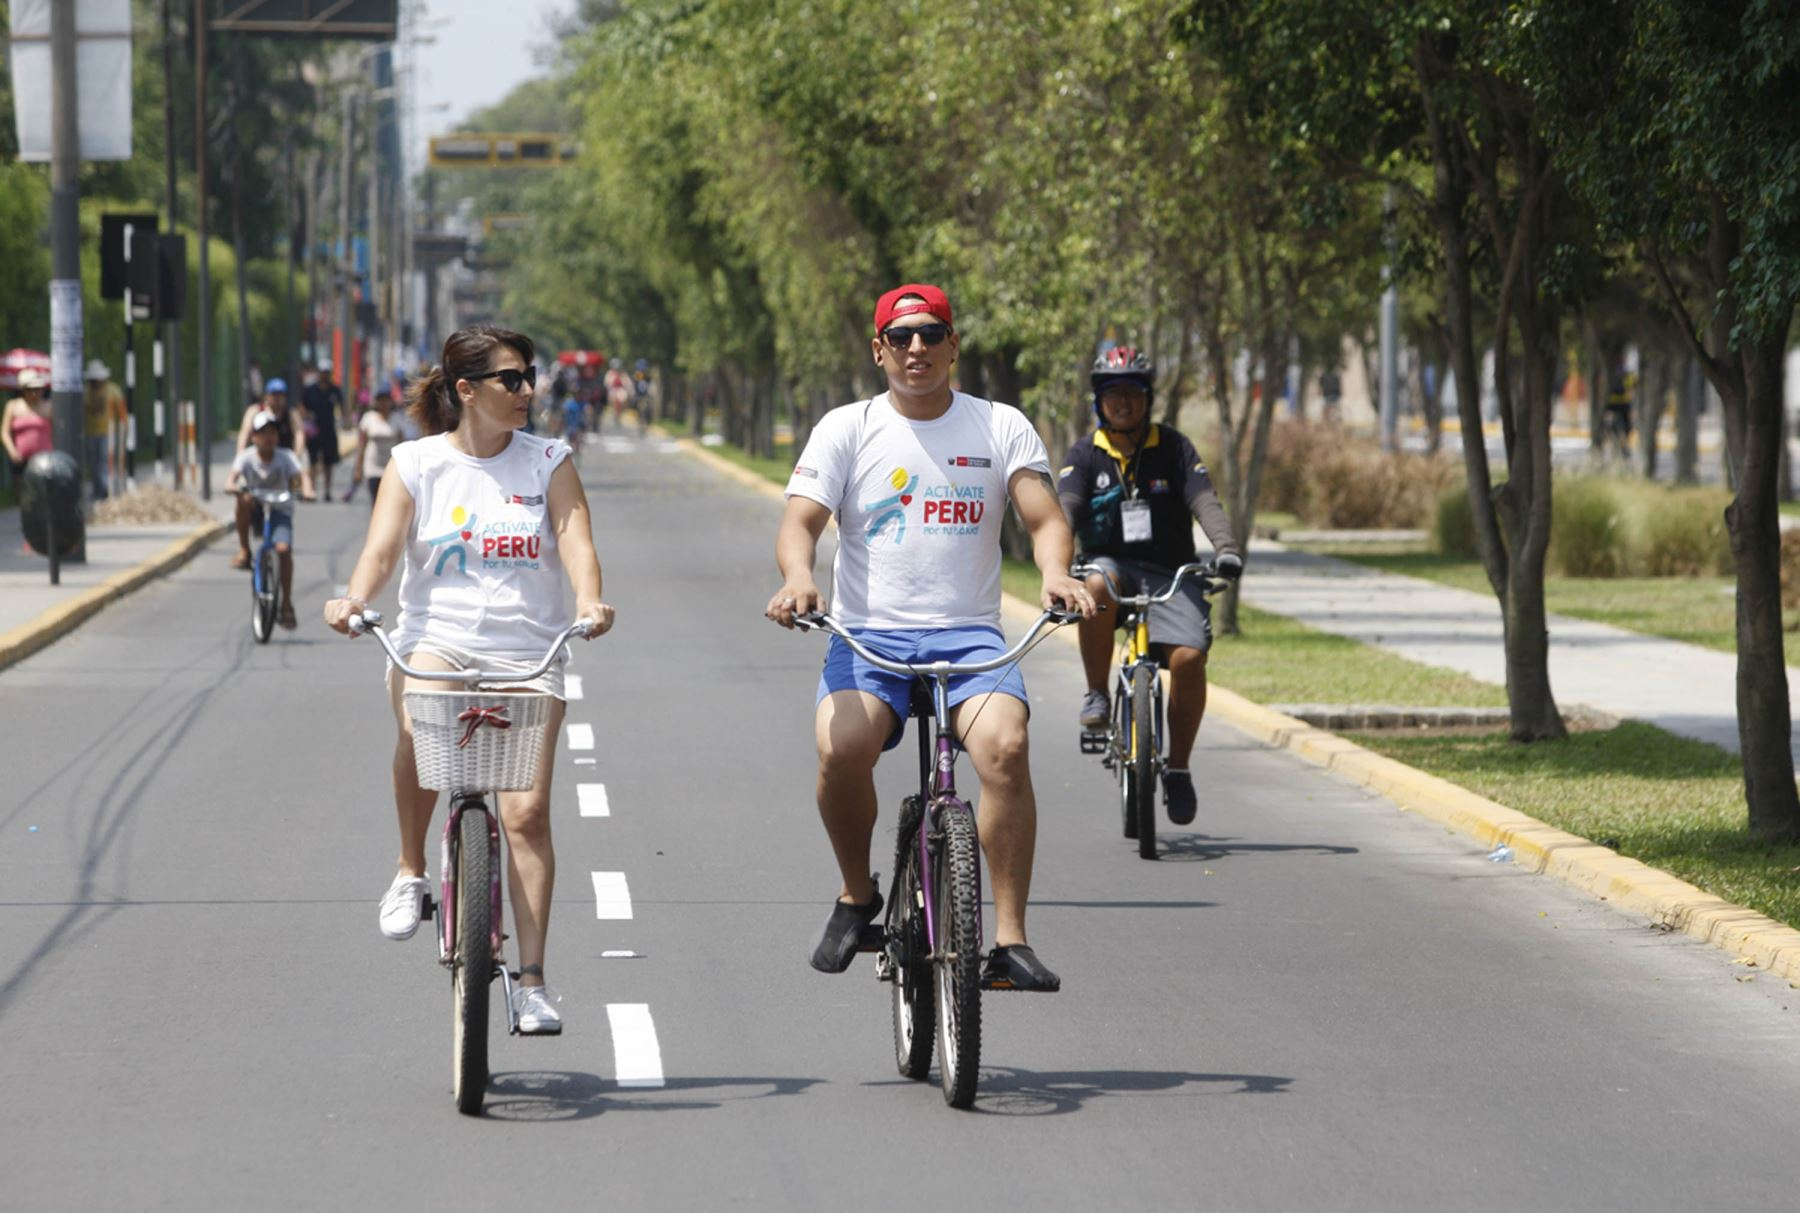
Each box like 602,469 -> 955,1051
194,0 -> 212,499
161,0 -> 180,486
339,90 -> 356,403
49,0 -> 84,565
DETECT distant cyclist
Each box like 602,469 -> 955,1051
227,409 -> 316,628
603,359 -> 632,430
1057,347 -> 1242,826
766,283 -> 1096,993
322,324 -> 615,1036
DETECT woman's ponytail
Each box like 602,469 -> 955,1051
408,324 -> 536,437
407,364 -> 459,435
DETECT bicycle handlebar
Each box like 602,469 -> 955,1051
347,609 -> 593,685
1071,558 -> 1226,607
792,609 -> 1076,678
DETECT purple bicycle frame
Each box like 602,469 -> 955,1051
437,796 -> 505,965
916,718 -> 983,960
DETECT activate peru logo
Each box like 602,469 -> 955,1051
862,466 -> 917,546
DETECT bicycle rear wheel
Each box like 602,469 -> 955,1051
251,550 -> 276,643
1114,671 -> 1137,839
933,805 -> 983,1108
450,804 -> 493,1116
1133,663 -> 1158,860
890,800 -> 935,1080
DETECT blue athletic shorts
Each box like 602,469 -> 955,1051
817,625 -> 1029,751
250,504 -> 294,549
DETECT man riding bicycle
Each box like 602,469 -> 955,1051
766,283 -> 1096,993
1058,347 -> 1242,826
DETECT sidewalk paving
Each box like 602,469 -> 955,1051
1238,544 -> 1795,761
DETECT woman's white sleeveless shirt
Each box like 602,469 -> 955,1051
388,431 -> 572,661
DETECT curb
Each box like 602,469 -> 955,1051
0,520 -> 229,673
672,435 -> 1800,983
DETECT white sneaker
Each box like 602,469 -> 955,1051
513,985 -> 563,1035
378,873 -> 430,940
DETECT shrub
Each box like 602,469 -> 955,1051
1637,487 -> 1732,576
1435,483 -> 1480,559
1260,419 -> 1461,529
1550,476 -> 1627,577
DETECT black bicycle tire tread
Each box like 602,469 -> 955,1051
891,818 -> 935,1080
452,807 -> 492,1116
1115,672 -> 1137,839
1133,663 -> 1157,859
252,550 -> 276,643
935,808 -> 982,1108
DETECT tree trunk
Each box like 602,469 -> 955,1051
987,345 -> 1022,407
1638,351 -> 1667,480
1675,354 -> 1701,483
1725,335 -> 1800,840
1159,320 -> 1195,430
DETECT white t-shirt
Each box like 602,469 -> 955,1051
388,431 -> 572,661
359,408 -> 401,479
231,445 -> 304,499
785,392 -> 1050,630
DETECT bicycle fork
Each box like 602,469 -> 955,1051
438,797 -> 517,1029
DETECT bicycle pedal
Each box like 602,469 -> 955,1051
1080,731 -> 1108,755
874,953 -> 896,982
420,894 -> 436,921
856,922 -> 888,952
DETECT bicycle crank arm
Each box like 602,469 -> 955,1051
497,964 -> 521,1035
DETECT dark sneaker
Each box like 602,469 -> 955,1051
1078,689 -> 1110,730
982,944 -> 1061,992
1163,768 -> 1197,826
809,885 -> 883,973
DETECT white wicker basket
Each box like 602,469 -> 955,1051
404,690 -> 554,792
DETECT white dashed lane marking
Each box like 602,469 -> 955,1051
566,723 -> 595,751
606,1004 -> 665,1088
591,871 -> 633,919
565,674 -> 584,700
578,783 -> 610,817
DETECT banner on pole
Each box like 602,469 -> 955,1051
9,0 -> 133,163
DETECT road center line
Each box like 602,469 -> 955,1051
578,783 -> 610,817
606,1004 -> 665,1088
591,871 -> 632,919
565,674 -> 584,701
566,722 -> 595,751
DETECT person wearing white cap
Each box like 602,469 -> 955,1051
3,368 -> 53,483
82,359 -> 126,500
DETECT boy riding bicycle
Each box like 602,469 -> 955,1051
1058,347 -> 1241,825
228,409 -> 315,630
766,283 -> 1096,993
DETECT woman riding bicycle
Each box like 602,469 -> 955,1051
323,323 -> 614,1035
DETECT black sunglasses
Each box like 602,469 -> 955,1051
464,366 -> 538,393
879,323 -> 953,350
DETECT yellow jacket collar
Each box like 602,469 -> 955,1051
1095,424 -> 1161,462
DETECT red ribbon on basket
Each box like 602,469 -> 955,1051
455,705 -> 512,748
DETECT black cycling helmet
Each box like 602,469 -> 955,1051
1091,346 -> 1153,423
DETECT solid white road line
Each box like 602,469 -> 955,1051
567,722 -> 595,751
601,950 -> 641,958
578,783 -> 610,817
591,871 -> 633,919
606,1004 -> 665,1088
565,674 -> 584,700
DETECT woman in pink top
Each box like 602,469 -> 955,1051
2,369 -> 54,480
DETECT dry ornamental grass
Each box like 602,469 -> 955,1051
91,485 -> 217,527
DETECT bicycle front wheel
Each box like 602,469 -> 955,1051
450,805 -> 493,1116
933,806 -> 983,1109
1133,663 -> 1158,860
890,800 -> 934,1080
251,550 -> 276,643
1114,671 -> 1137,839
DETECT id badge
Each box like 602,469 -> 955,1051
1121,499 -> 1153,543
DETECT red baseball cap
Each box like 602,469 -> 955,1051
873,283 -> 953,333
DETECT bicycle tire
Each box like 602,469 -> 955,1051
1133,663 -> 1158,859
890,804 -> 935,1080
451,805 -> 492,1116
251,550 -> 276,643
1114,672 -> 1137,839
933,805 -> 983,1108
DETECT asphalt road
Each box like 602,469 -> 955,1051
4,427 -> 1800,1211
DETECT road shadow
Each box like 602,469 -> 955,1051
1155,835 -> 1360,864
867,1066 -> 1291,1116
483,1070 -> 824,1121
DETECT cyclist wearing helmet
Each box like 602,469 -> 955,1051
1057,346 -> 1242,826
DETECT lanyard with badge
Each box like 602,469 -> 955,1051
1117,440 -> 1153,543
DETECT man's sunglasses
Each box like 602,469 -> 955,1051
879,323 -> 953,350
463,366 -> 538,393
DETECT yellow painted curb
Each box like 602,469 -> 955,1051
671,436 -> 1800,983
0,520 -> 228,673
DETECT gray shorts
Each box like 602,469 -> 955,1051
1085,555 -> 1214,655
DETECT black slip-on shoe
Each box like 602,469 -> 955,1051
982,944 -> 1062,992
1162,768 -> 1197,826
809,885 -> 884,973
